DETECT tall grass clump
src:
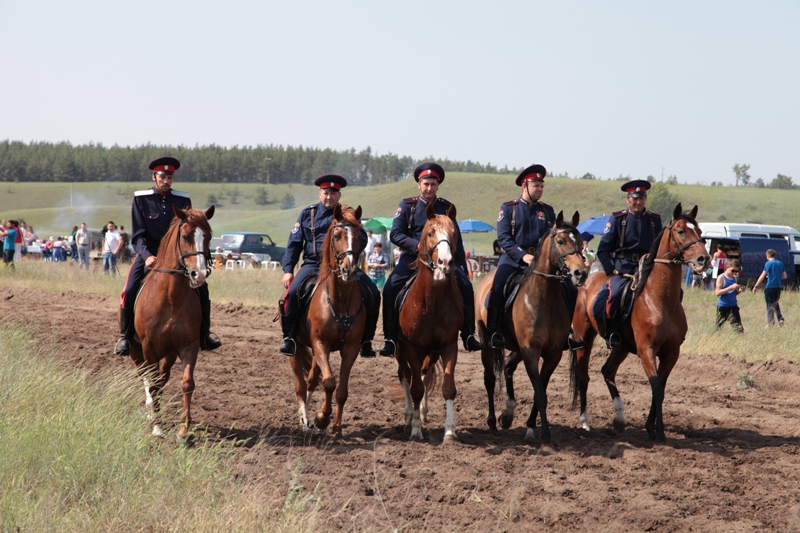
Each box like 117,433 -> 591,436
0,325 -> 319,532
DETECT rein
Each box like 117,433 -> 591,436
324,273 -> 363,343
152,218 -> 208,278
653,217 -> 704,266
532,226 -> 583,282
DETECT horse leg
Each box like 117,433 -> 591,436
396,349 -> 414,430
331,343 -> 359,436
499,351 -> 522,430
601,349 -> 630,433
421,359 -> 435,424
177,348 -> 198,442
570,328 -> 597,431
290,346 -> 312,432
441,344 -> 459,442
399,345 -> 425,440
645,347 -> 679,442
312,343 -> 335,431
529,349 -> 563,434
478,310 -> 499,431
520,347 -> 550,443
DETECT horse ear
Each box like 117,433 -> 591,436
173,205 -> 188,220
205,205 -> 215,220
689,205 -> 698,220
334,204 -> 343,220
426,202 -> 436,220
672,203 -> 683,220
354,205 -> 362,220
447,203 -> 457,220
556,210 -> 564,226
572,211 -> 580,226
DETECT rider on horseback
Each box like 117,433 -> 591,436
279,175 -> 381,358
595,180 -> 663,349
114,156 -> 222,355
379,162 -> 482,356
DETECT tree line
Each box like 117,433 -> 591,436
730,163 -> 795,189
0,140 -> 512,184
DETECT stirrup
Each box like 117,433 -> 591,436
360,341 -> 376,358
606,332 -> 622,350
564,332 -> 585,351
114,337 -> 130,356
489,332 -> 505,350
379,339 -> 396,357
201,332 -> 222,351
463,333 -> 483,352
280,337 -> 296,356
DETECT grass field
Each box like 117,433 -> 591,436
2,177 -> 799,256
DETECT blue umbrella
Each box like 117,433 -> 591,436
576,215 -> 611,242
458,219 -> 495,233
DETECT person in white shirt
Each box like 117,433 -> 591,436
75,222 -> 92,270
102,221 -> 123,276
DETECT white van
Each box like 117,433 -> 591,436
698,222 -> 800,269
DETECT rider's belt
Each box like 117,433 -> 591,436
614,252 -> 640,262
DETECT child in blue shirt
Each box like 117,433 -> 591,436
715,259 -> 744,332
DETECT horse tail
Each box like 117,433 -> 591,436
494,347 -> 505,391
569,347 -> 579,410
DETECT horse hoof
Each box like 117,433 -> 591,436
443,432 -> 460,443
612,418 -> 626,433
152,425 -> 164,438
410,428 -> 425,441
314,416 -> 330,430
487,417 -> 497,433
499,412 -> 514,430
523,427 -> 536,442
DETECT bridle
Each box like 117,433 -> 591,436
328,222 -> 359,278
419,224 -> 454,272
324,220 -> 363,342
153,218 -> 209,278
654,217 -> 705,266
532,226 -> 583,282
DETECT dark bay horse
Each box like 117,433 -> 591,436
570,203 -> 709,441
396,202 -> 462,441
476,211 -> 587,443
290,204 -> 366,436
128,205 -> 214,440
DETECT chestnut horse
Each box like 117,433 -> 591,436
128,205 -> 214,440
570,203 -> 709,441
476,211 -> 587,443
290,204 -> 366,436
396,202 -> 462,441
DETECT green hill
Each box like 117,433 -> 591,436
2,176 -> 798,255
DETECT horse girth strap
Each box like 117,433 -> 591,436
324,277 -> 363,343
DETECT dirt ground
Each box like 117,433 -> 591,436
2,285 -> 800,532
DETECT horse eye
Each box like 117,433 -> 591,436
428,231 -> 433,237
677,229 -> 685,235
182,235 -> 190,243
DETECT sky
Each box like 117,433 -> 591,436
1,1 -> 797,185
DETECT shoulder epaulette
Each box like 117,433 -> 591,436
539,201 -> 553,209
613,210 -> 627,218
172,190 -> 190,199
503,199 -> 519,206
436,197 -> 452,206
647,211 -> 661,218
134,189 -> 155,197
403,197 -> 419,204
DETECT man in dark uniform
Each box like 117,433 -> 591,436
114,156 -> 222,355
279,174 -> 381,358
595,179 -> 663,348
485,164 -> 556,348
379,162 -> 482,357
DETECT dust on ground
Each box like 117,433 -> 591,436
2,286 -> 799,532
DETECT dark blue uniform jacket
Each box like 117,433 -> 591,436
596,209 -> 663,276
131,187 -> 192,260
495,198 -> 556,269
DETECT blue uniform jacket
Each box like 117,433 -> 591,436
495,197 -> 556,269
131,187 -> 192,260
389,196 -> 467,272
596,209 -> 663,276
283,203 -> 368,273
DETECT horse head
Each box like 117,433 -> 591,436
417,202 -> 458,282
327,203 -> 363,282
172,204 -> 214,288
664,203 -> 710,273
544,210 -> 588,286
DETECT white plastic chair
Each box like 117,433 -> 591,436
225,260 -> 236,271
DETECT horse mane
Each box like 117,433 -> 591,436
318,203 -> 361,283
152,208 -> 213,270
636,210 -> 699,289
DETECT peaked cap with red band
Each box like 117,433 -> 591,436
515,164 -> 547,186
314,174 -> 347,190
149,156 -> 181,175
414,162 -> 445,183
621,179 -> 651,198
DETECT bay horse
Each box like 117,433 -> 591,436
290,204 -> 366,436
395,202 -> 463,441
476,211 -> 587,443
128,205 -> 214,440
570,203 -> 709,441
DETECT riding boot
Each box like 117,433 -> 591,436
379,305 -> 397,357
280,313 -> 298,356
360,304 -> 379,358
461,305 -> 483,352
605,315 -> 622,350
199,298 -> 222,351
486,306 -> 505,349
114,306 -> 134,356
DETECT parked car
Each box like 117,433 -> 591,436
220,232 -> 286,263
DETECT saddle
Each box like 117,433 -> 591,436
591,259 -> 648,354
277,272 -> 371,319
393,271 -> 419,314
482,271 -> 525,312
